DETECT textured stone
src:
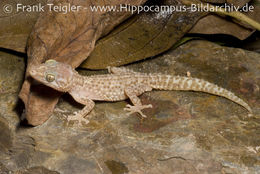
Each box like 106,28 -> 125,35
0,51 -> 25,156
0,40 -> 259,173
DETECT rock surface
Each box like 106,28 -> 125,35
0,40 -> 259,174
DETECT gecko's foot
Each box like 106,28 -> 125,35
124,104 -> 153,118
248,113 -> 253,117
67,113 -> 89,126
107,66 -> 112,73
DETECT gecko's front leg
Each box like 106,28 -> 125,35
124,85 -> 153,118
67,99 -> 95,126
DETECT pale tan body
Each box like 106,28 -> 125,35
29,60 -> 252,125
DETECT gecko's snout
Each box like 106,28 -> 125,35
28,68 -> 37,77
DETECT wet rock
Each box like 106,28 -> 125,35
0,40 -> 259,173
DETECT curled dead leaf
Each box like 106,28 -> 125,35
189,0 -> 260,40
19,0 -> 148,125
81,0 -> 206,69
227,0 -> 251,7
189,15 -> 255,40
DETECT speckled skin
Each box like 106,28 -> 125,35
29,60 -> 252,125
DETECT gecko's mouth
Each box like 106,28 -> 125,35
28,65 -> 42,77
28,68 -> 37,77
28,70 -> 41,84
29,69 -> 35,75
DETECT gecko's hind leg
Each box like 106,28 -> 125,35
67,99 -> 95,126
107,66 -> 142,75
124,85 -> 153,118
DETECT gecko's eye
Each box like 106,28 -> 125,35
45,59 -> 57,65
45,73 -> 55,82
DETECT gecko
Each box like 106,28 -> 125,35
28,59 -> 252,125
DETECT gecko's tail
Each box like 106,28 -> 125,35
149,75 -> 252,113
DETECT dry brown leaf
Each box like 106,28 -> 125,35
201,0 -> 226,3
189,15 -> 254,40
227,0 -> 251,7
189,1 -> 260,40
81,0 -> 206,69
202,0 -> 251,6
245,0 -> 260,24
0,0 -> 47,52
19,0 -> 148,125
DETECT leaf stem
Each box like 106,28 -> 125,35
182,0 -> 260,31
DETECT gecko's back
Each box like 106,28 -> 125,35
77,74 -> 152,101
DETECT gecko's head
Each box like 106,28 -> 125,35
29,59 -> 74,92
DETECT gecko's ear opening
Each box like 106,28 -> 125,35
45,59 -> 57,66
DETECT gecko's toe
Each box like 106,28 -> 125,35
124,104 -> 132,109
145,104 -> 153,108
107,66 -> 112,73
80,119 -> 89,125
138,111 -> 147,118
248,113 -> 253,117
67,114 -> 90,126
124,104 -> 152,118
